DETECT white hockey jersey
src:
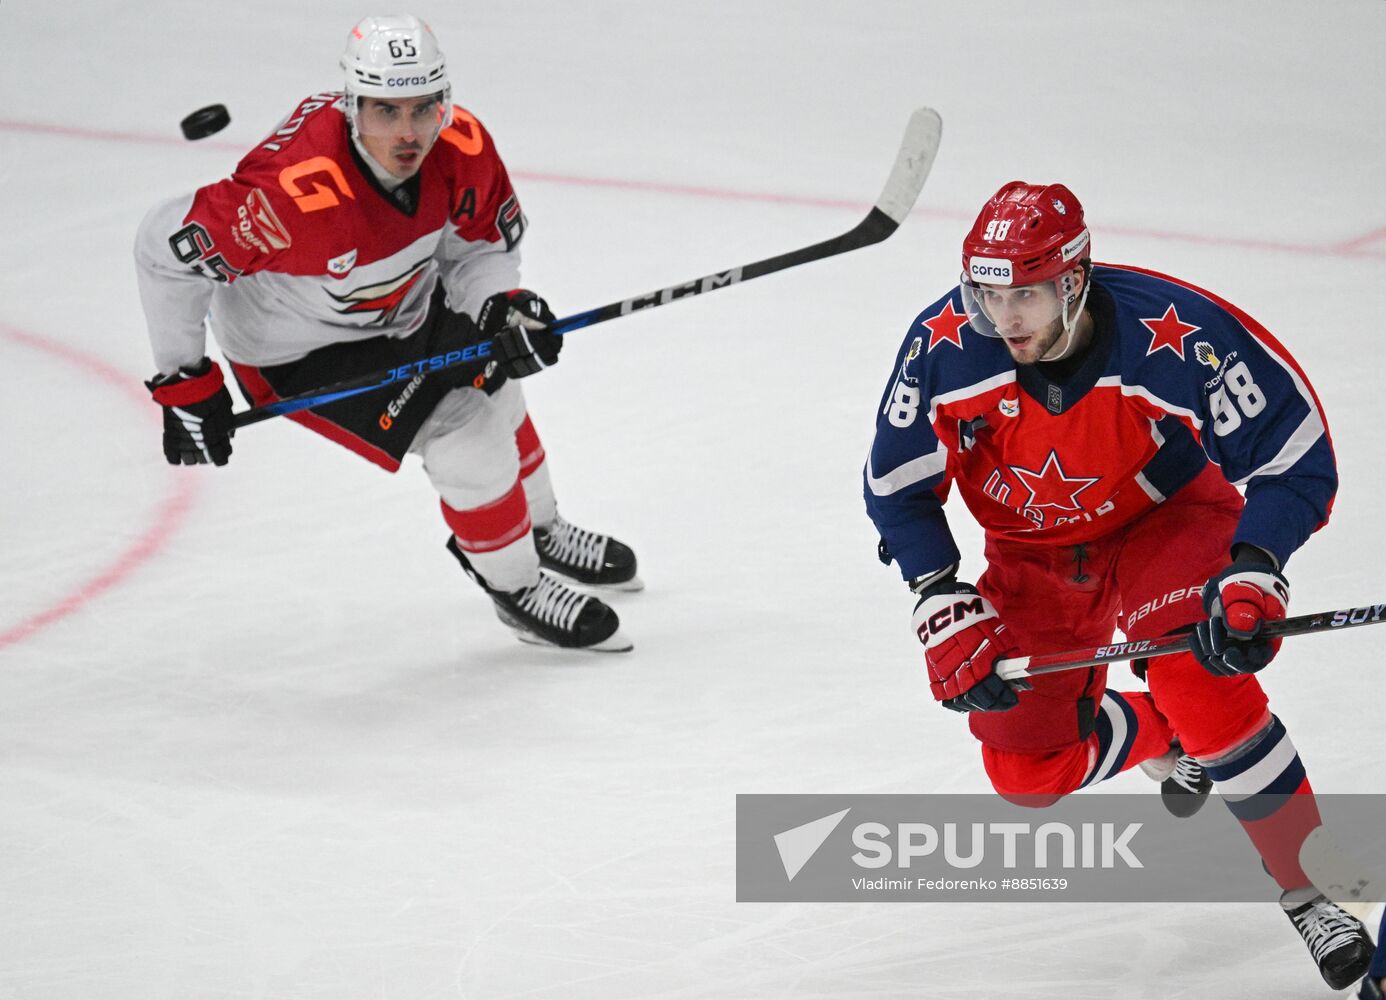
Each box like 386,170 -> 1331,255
135,92 -> 525,373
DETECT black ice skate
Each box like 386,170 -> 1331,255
1279,887 -> 1374,991
534,514 -> 642,591
446,537 -> 632,652
1139,743 -> 1212,818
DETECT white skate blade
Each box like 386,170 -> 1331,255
511,625 -> 634,653
1299,826 -> 1382,919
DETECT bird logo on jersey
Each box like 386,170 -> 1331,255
326,259 -> 429,324
899,336 -> 923,385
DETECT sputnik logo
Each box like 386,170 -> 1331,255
774,809 -> 851,881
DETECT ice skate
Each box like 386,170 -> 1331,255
1139,743 -> 1211,818
1279,887 -> 1374,990
447,537 -> 632,652
534,513 -> 643,591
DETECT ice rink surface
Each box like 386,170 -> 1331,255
3,2 -> 1386,997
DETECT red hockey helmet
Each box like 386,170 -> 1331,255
961,181 -> 1090,288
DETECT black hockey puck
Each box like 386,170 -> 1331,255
180,104 -> 231,140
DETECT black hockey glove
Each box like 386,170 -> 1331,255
1189,547 -> 1290,676
477,289 -> 562,378
146,357 -> 235,466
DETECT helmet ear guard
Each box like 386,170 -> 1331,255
1056,260 -> 1091,309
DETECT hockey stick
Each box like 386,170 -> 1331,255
230,106 -> 943,429
994,600 -> 1386,683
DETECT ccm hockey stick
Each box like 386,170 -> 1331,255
994,600 -> 1386,683
231,107 -> 943,429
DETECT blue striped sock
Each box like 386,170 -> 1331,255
1080,690 -> 1141,788
1203,715 -> 1309,821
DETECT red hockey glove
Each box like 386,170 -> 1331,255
478,289 -> 561,378
146,358 -> 234,466
913,583 -> 1021,712
1190,549 -> 1290,676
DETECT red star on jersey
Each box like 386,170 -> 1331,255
1140,304 -> 1201,360
922,300 -> 969,351
1009,450 -> 1101,512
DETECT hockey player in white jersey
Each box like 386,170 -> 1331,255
134,15 -> 640,651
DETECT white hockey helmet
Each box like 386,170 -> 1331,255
341,15 -> 451,124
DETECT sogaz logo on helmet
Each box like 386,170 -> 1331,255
387,75 -> 432,87
968,257 -> 1013,285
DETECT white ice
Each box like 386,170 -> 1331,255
3,2 -> 1386,997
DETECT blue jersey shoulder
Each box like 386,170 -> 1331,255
1098,264 -> 1274,392
881,287 -> 1013,413
1094,262 -> 1335,566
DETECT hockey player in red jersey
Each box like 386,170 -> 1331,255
135,15 -> 640,652
865,182 -> 1373,988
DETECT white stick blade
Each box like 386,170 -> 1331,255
874,107 -> 943,225
1299,825 -> 1383,919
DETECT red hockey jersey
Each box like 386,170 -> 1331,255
865,265 -> 1336,579
135,92 -> 525,373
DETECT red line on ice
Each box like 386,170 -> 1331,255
0,325 -> 199,650
1329,226 -> 1386,253
3,118 -> 1383,260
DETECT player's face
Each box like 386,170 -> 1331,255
356,95 -> 448,179
972,280 -> 1066,365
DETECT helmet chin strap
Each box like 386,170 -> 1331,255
1038,275 -> 1091,362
